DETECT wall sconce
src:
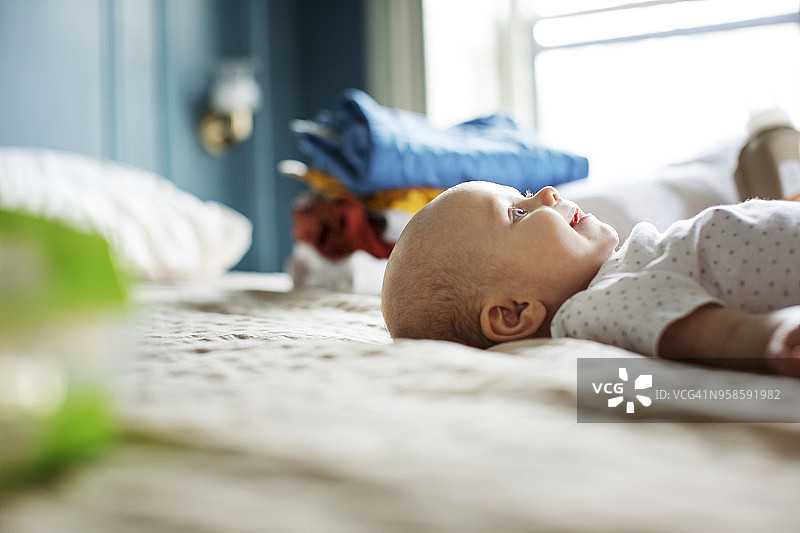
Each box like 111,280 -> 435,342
199,59 -> 261,156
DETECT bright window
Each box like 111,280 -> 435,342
423,0 -> 800,181
423,0 -> 510,127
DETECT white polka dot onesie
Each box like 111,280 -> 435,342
551,199 -> 800,356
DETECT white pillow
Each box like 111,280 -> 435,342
0,148 -> 252,281
561,138 -> 741,240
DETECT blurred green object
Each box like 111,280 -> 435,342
0,209 -> 127,492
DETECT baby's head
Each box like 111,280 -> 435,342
381,181 -> 619,348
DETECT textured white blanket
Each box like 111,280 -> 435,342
2,273 -> 799,533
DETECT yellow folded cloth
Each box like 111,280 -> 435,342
278,160 -> 349,197
278,160 -> 444,214
363,186 -> 443,213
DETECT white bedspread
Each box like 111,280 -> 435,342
2,272 -> 799,533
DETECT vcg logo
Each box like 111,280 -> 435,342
592,367 -> 653,414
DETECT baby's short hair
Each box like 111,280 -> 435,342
381,215 -> 494,349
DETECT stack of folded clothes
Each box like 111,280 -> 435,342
280,160 -> 441,294
283,88 -> 590,294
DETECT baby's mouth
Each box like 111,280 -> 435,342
569,208 -> 585,228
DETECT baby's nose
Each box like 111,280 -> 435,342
536,186 -> 560,206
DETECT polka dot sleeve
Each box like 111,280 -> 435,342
551,271 -> 723,357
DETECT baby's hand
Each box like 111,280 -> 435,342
766,306 -> 800,378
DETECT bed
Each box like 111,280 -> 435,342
1,146 -> 799,533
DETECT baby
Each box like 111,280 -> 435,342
381,181 -> 800,377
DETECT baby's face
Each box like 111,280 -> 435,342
426,181 -> 619,308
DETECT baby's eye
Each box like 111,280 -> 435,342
509,206 -> 527,222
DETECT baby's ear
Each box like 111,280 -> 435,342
480,296 -> 546,344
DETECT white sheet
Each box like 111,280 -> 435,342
2,272 -> 798,533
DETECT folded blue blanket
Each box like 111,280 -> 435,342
292,88 -> 589,195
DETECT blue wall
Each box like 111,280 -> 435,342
0,0 -> 366,272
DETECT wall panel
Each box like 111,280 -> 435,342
0,0 -> 106,156
0,0 -> 366,273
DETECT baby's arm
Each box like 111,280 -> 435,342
659,305 -> 800,377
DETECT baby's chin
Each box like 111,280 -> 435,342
608,227 -> 621,250
592,216 -> 620,252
